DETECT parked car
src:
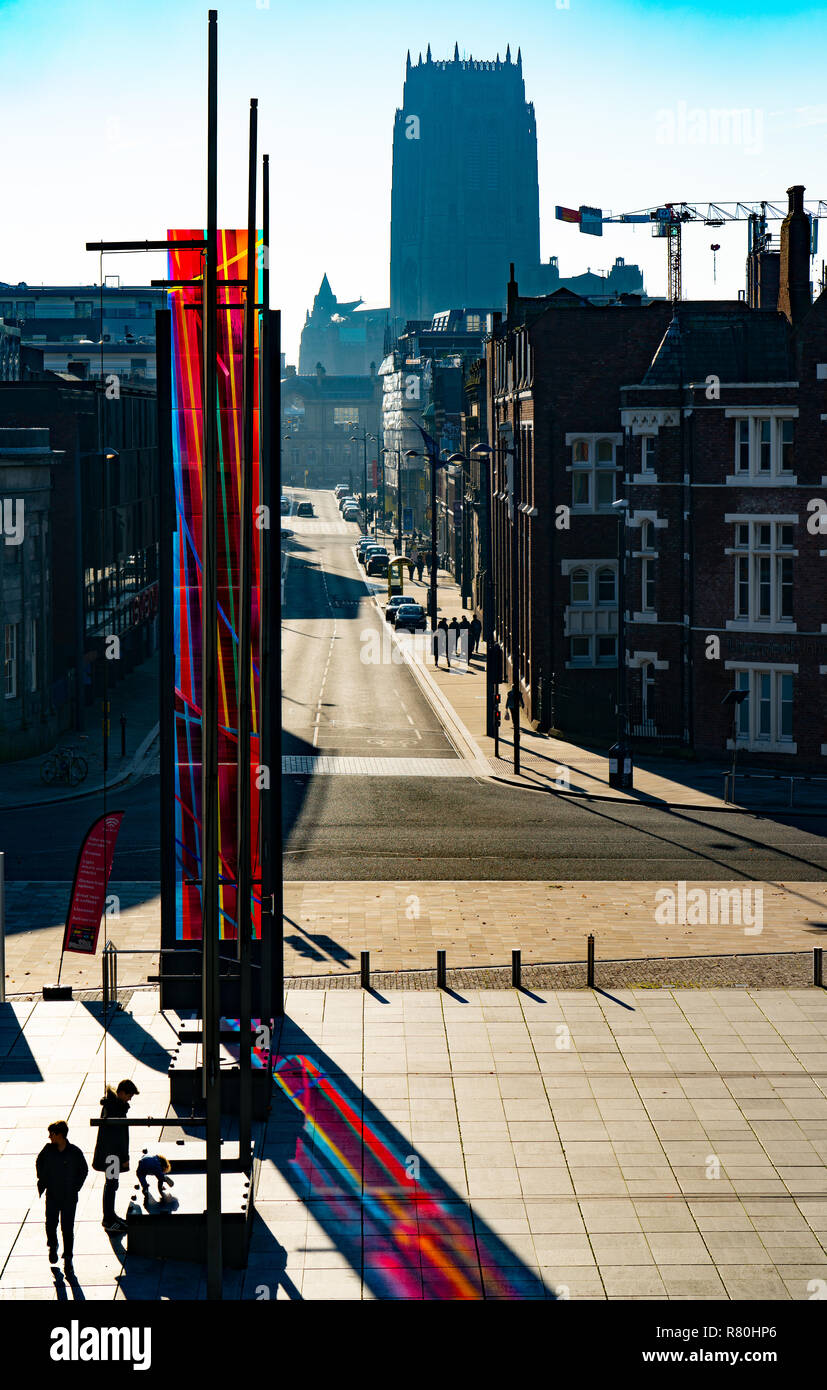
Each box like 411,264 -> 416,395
280,497 -> 290,515
334,485 -> 349,499
342,508 -> 361,523
385,595 -> 411,623
366,553 -> 390,577
339,495 -> 358,512
356,538 -> 375,559
296,501 -> 314,517
393,603 -> 426,632
360,544 -> 387,567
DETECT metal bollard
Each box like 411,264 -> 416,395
587,934 -> 595,989
815,947 -> 824,989
437,950 -> 447,991
511,949 -> 522,989
361,950 -> 370,990
102,942 -> 110,1014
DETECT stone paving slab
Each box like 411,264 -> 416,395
1,987 -> 827,1300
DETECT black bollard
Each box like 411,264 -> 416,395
360,950 -> 370,990
587,934 -> 595,989
511,949 -> 522,989
815,947 -> 824,989
437,950 -> 447,991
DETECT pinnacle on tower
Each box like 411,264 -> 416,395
505,43 -> 511,63
406,49 -> 411,72
517,46 -> 522,69
426,43 -> 432,62
453,41 -> 459,61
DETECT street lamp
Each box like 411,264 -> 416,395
721,687 -> 749,802
609,497 -> 633,791
406,445 -> 441,630
382,445 -> 402,555
350,430 -> 376,535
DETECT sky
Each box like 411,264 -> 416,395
1,0 -> 826,360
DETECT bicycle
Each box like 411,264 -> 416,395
40,745 -> 89,787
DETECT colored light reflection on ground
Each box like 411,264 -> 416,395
273,1054 -> 553,1300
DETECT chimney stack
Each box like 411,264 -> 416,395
778,184 -> 812,326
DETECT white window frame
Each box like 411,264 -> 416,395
565,433 -> 623,514
727,518 -> 796,630
726,664 -> 796,753
725,410 -> 798,484
563,559 -> 618,666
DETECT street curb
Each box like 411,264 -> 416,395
486,774 -> 827,814
0,722 -> 160,812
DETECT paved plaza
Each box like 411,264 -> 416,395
2,984 -> 827,1300
4,879 -> 826,994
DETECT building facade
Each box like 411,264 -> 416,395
298,275 -> 388,377
390,47 -> 540,330
0,282 -> 165,386
281,366 -> 383,490
486,186 -> 827,769
0,428 -> 59,759
0,377 -> 160,748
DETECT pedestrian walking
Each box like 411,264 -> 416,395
470,614 -> 482,656
136,1152 -> 175,1204
416,556 -> 425,582
36,1121 -> 88,1275
93,1079 -> 139,1233
458,615 -> 471,664
437,616 -> 450,668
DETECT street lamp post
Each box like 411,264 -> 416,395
406,444 -> 439,629
610,497 -> 633,791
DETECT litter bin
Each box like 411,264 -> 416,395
608,740 -> 633,791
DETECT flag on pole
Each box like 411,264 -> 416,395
555,206 -> 581,225
63,812 -> 124,955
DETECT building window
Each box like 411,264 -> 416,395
4,624 -> 18,699
735,668 -> 794,747
597,567 -> 616,604
732,417 -> 795,480
564,560 -> 618,666
334,407 -> 359,426
570,437 -> 618,512
75,302 -> 93,317
641,436 -> 656,472
642,557 -> 656,612
570,568 -> 590,604
28,618 -> 37,693
732,521 -> 794,625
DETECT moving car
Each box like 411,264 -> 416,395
280,497 -> 290,515
393,603 -> 426,632
366,552 -> 389,577
296,501 -> 314,517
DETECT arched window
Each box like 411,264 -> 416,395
570,568 -> 589,604
597,567 -> 616,604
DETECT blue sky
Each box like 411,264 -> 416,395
1,0 -> 825,358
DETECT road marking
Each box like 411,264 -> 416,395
282,756 -> 471,777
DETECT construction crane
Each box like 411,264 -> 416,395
556,199 -> 827,302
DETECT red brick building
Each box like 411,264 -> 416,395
487,186 -> 827,769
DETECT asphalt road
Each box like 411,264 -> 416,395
1,485 -> 825,882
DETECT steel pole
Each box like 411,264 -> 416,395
236,96 -> 257,1167
511,431 -> 521,776
429,445 -> 437,630
259,155 -> 273,1031
202,8 -> 223,1301
0,853 -> 5,1004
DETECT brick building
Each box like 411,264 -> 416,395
281,366 -> 382,490
0,377 -> 159,744
621,186 -> 827,768
487,186 -> 827,770
487,274 -> 672,737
